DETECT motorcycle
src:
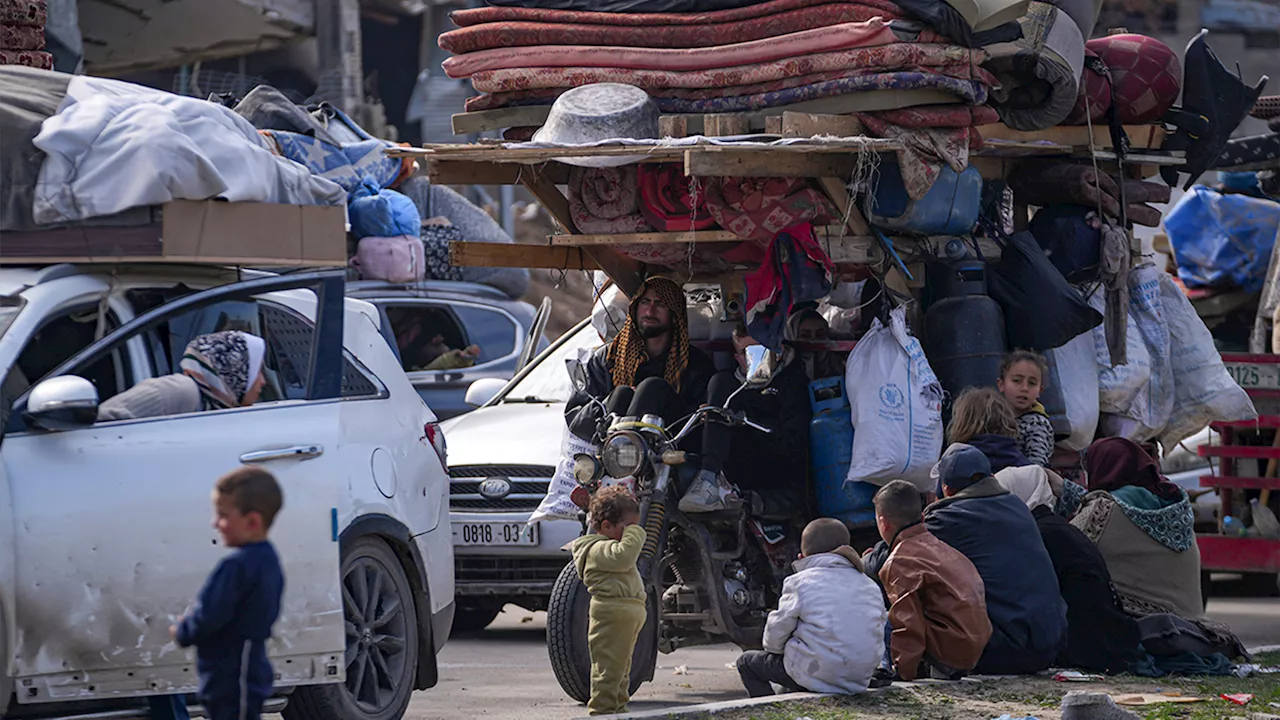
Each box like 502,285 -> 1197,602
546,347 -> 801,703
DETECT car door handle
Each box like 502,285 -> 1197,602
240,445 -> 324,463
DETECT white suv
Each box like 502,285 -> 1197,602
0,265 -> 452,720
440,320 -> 600,631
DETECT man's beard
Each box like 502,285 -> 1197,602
638,321 -> 670,339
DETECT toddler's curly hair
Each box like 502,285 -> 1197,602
589,485 -> 640,529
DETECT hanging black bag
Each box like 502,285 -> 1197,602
980,221 -> 1103,351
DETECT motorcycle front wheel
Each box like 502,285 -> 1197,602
546,562 -> 658,703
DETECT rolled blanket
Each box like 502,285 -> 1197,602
705,177 -> 837,239
442,19 -> 897,78
982,2 -> 1085,131
0,0 -> 44,27
0,23 -> 42,50
647,71 -> 988,113
638,164 -> 718,231
470,43 -> 986,93
449,0 -> 902,27
1009,163 -> 1169,227
440,4 -> 901,54
568,166 -> 654,234
0,48 -> 49,68
466,62 -> 998,111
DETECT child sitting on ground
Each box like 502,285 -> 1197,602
874,480 -> 992,681
571,486 -> 647,716
172,467 -> 285,720
997,351 -> 1055,467
736,518 -> 885,697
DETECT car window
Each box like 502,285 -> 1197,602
451,304 -> 517,363
9,302 -> 128,402
383,303 -> 470,372
145,299 -> 381,406
499,322 -> 601,404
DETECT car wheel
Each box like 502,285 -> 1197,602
284,538 -> 419,720
546,562 -> 655,705
450,601 -> 503,636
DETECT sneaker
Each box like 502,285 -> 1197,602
678,470 -> 726,513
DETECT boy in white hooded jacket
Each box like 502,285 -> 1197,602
735,518 -> 887,697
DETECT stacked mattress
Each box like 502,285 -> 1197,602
440,0 -> 997,126
0,0 -> 50,69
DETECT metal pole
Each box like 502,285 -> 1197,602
501,185 -> 516,239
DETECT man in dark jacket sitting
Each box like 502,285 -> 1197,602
925,444 -> 1068,675
721,324 -> 811,516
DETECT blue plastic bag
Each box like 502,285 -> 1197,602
1165,185 -> 1280,292
349,178 -> 421,239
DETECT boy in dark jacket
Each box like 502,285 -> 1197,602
172,467 -> 285,720
925,444 -> 1067,675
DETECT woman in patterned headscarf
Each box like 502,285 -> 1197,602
99,331 -> 268,421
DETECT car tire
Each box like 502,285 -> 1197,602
450,601 -> 503,636
546,562 -> 656,705
285,537 -> 419,720
1242,572 -> 1280,597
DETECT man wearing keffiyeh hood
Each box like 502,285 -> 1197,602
566,277 -> 721,508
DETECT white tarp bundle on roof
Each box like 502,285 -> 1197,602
31,74 -> 346,225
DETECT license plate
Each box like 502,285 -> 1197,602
1225,362 -> 1280,390
452,521 -> 539,547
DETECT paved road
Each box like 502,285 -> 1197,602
404,580 -> 1280,720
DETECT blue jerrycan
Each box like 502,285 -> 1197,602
809,376 -> 878,527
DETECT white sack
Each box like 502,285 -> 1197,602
845,307 -> 943,492
1046,327 -> 1099,451
33,75 -> 346,225
1092,265 -> 1172,441
1157,273 -> 1257,450
530,347 -> 600,523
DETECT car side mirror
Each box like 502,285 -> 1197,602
25,376 -> 99,431
464,377 -> 507,407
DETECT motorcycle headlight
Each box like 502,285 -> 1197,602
572,454 -> 602,486
602,431 -> 646,479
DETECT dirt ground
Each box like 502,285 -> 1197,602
715,653 -> 1280,720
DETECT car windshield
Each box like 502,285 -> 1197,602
500,322 -> 601,404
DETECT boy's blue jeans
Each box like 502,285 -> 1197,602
879,620 -> 893,672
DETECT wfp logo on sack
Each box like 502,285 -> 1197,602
879,384 -> 905,410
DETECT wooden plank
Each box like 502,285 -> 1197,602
685,149 -> 859,178
452,105 -> 551,135
428,160 -> 569,186
550,230 -> 744,246
660,115 -> 689,139
703,114 -> 750,137
519,170 -> 577,234
781,112 -> 864,138
1199,475 -> 1280,490
811,234 -> 880,265
1197,535 -> 1280,573
449,242 -> 600,270
976,123 -> 1167,150
818,176 -> 871,236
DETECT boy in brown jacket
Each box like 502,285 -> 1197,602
874,480 -> 993,681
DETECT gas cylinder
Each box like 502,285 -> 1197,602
809,376 -> 878,527
924,260 -> 1007,398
